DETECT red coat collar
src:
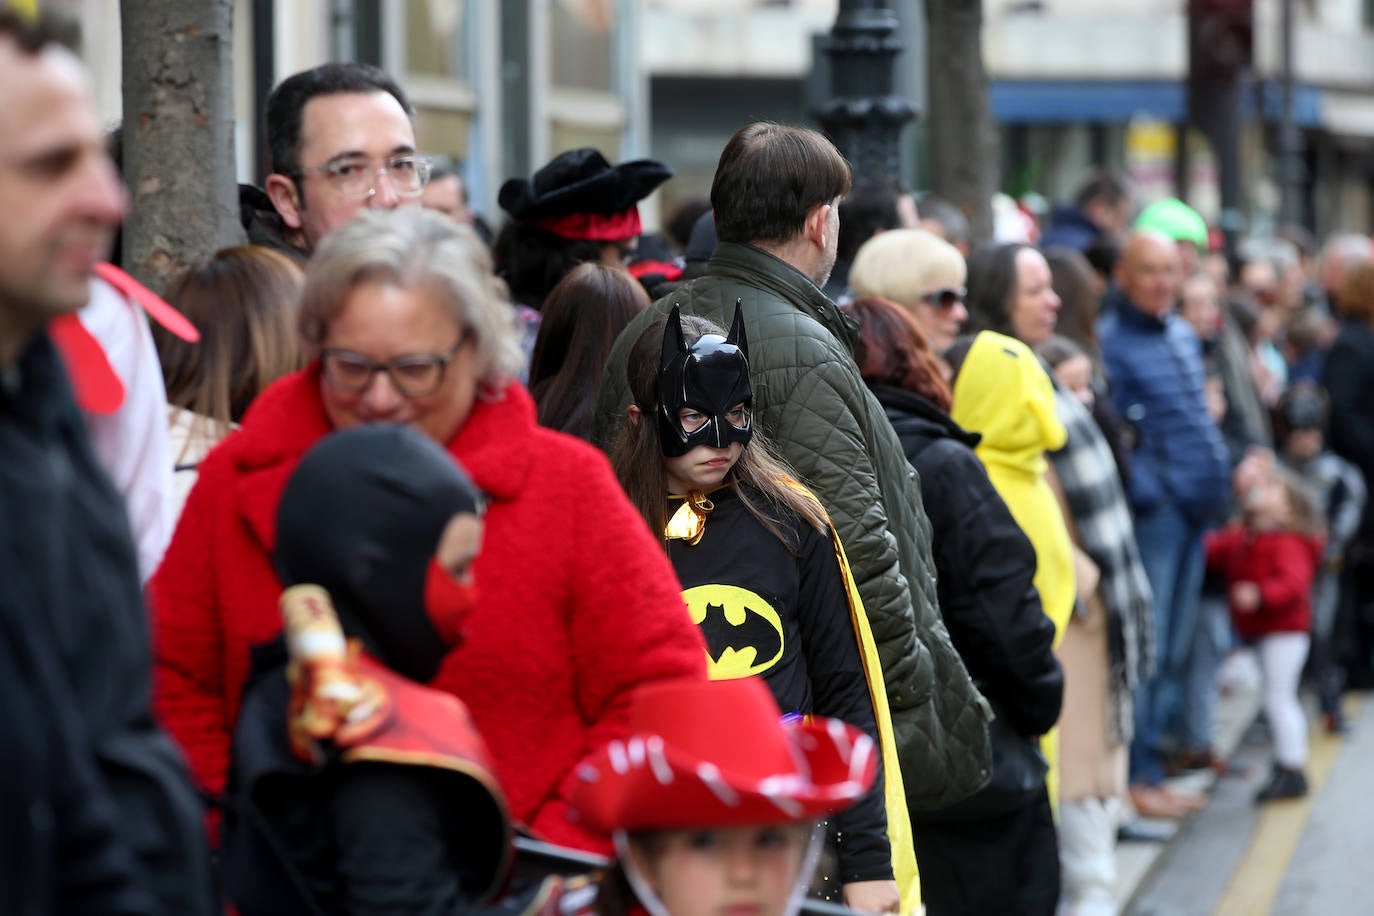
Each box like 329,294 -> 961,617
231,365 -> 538,553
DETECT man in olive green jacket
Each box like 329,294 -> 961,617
592,123 -> 990,810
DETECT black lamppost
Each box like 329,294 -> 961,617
1276,0 -> 1306,227
816,0 -> 917,183
1187,0 -> 1253,264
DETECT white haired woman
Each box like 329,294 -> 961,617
849,227 -> 970,363
149,207 -> 706,854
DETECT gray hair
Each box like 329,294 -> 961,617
299,208 -> 523,383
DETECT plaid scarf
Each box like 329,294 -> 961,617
1049,389 -> 1155,743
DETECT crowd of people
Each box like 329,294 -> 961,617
5,7 -> 1374,916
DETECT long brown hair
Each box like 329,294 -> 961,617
154,246 -> 303,454
609,314 -> 829,553
529,262 -> 649,439
846,296 -> 952,412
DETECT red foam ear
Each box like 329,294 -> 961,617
49,313 -> 125,414
93,262 -> 200,342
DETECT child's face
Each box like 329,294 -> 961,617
663,403 -> 747,495
1052,354 -> 1095,409
1283,428 -> 1323,463
1246,474 -> 1293,529
630,824 -> 812,916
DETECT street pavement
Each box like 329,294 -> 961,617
1124,671 -> 1371,916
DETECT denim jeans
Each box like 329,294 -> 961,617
1180,594 -> 1232,751
1130,501 -> 1207,785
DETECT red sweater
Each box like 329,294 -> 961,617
148,367 -> 706,851
1204,525 -> 1323,641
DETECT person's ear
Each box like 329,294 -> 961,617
622,837 -> 663,894
804,202 -> 831,250
626,404 -> 643,426
265,173 -> 306,230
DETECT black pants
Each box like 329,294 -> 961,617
914,788 -> 1060,916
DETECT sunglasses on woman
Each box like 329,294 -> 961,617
921,287 -> 967,310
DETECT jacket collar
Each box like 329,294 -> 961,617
706,242 -> 859,351
233,366 -> 538,553
870,383 -> 981,448
1105,285 -> 1171,331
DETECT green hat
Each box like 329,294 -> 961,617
1134,198 -> 1208,251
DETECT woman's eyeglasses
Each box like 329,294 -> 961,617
921,287 -> 967,310
320,337 -> 465,398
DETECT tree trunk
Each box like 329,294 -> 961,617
121,0 -> 244,293
925,0 -> 997,245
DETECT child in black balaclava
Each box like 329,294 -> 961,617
221,423 -> 511,916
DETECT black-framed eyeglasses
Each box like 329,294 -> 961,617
291,154 -> 432,200
921,286 -> 967,310
320,337 -> 465,398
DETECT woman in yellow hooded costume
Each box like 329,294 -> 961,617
948,330 -> 1076,808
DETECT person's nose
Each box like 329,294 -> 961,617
1047,288 -> 1062,311
725,846 -> 760,886
357,369 -> 406,417
950,300 -> 969,327
79,153 -> 129,227
369,167 -> 402,209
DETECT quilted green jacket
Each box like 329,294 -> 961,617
592,242 -> 991,809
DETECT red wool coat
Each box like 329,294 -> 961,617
1204,525 -> 1323,641
148,367 -> 706,851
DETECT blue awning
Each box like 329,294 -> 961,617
989,80 -> 1322,127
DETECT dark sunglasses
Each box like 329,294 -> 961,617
921,287 -> 967,310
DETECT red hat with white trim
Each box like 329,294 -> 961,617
567,678 -> 876,834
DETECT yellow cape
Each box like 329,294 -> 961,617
779,478 -> 923,914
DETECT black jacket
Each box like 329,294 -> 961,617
0,333 -> 215,914
223,643 -> 499,916
1325,317 -> 1374,537
667,485 -> 892,885
872,385 -> 1062,740
0,535 -> 153,915
239,184 -> 309,264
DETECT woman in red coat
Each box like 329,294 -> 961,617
149,207 -> 706,852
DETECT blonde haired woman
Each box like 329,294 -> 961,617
849,228 -> 969,358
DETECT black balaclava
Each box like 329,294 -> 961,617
657,302 -> 753,458
274,425 -> 482,683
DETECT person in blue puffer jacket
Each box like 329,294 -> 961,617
1098,230 -> 1230,804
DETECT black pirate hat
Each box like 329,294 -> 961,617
498,148 -> 673,241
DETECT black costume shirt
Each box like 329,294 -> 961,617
665,484 -> 892,884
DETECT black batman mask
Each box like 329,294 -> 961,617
657,301 -> 753,458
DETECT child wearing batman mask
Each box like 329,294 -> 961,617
220,424 -> 513,915
609,305 -> 916,915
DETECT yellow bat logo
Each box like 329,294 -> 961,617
682,584 -> 784,679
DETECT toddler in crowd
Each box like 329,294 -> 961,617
1206,461 -> 1325,801
1275,381 -> 1367,733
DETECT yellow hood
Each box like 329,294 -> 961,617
950,331 -> 1066,476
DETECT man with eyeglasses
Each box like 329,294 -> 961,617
244,61 -> 429,260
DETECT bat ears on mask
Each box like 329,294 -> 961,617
660,299 -> 749,373
662,303 -> 688,374
726,298 -> 748,361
